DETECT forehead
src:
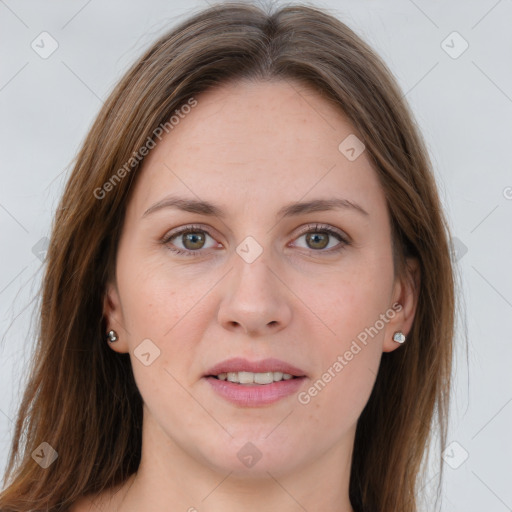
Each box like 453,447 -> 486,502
128,79 -> 387,220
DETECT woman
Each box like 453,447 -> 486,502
0,2 -> 457,511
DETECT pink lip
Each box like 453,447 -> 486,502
204,357 -> 306,377
203,357 -> 307,407
204,376 -> 306,407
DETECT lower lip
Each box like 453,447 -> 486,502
204,376 -> 306,407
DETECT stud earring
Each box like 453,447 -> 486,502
393,331 -> 406,343
107,330 -> 118,342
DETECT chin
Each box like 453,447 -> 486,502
199,437 -> 304,478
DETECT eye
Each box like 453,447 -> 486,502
162,224 -> 219,257
162,223 -> 350,257
291,223 -> 349,253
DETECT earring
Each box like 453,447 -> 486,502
107,330 -> 118,342
393,331 -> 406,343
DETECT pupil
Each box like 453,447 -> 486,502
184,232 -> 205,249
307,232 -> 328,249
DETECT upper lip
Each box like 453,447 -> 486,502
205,357 -> 307,377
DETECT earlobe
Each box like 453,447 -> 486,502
383,257 -> 421,353
102,281 -> 129,353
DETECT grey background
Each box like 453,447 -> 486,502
1,1 -> 511,510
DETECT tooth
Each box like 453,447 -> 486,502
238,371 -> 255,384
254,372 -> 274,384
219,371 -> 297,384
227,372 -> 238,383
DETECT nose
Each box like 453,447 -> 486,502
217,253 -> 293,337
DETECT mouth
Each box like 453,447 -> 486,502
204,357 -> 307,382
203,358 -> 307,406
207,371 -> 302,385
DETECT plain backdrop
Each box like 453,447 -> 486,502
1,1 -> 511,511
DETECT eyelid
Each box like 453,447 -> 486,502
293,223 -> 350,243
161,223 -> 220,247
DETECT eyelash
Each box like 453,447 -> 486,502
161,223 -> 350,257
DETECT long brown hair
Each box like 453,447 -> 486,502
0,3 -> 458,511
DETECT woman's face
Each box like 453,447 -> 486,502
104,79 -> 418,479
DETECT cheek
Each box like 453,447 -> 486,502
301,251 -> 394,345
117,252 -> 211,338
119,262 -> 209,426
297,311 -> 383,435
116,255 -> 220,396
296,256 -> 394,423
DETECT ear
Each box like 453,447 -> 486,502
103,280 -> 130,353
382,257 -> 421,353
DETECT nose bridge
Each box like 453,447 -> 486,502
217,239 -> 292,335
231,239 -> 279,304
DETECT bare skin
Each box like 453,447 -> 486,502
71,78 -> 419,511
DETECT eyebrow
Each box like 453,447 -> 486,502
142,195 -> 369,219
